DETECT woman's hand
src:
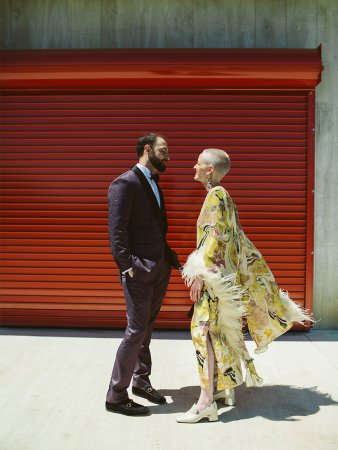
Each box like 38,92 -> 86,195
190,277 -> 204,303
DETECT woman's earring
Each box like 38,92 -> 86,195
206,173 -> 212,191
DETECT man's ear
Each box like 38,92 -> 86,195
144,144 -> 151,154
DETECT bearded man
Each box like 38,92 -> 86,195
105,133 -> 181,416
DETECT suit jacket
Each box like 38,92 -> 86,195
108,165 -> 181,279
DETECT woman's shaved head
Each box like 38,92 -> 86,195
200,148 -> 231,179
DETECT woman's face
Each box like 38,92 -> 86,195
193,154 -> 212,184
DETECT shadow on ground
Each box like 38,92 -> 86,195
149,384 -> 338,422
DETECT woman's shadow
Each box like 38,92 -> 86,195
149,384 -> 338,422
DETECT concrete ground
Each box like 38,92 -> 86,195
0,328 -> 337,450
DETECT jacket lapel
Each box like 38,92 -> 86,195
158,185 -> 168,234
131,165 -> 165,232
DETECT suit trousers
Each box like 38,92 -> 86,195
106,257 -> 171,403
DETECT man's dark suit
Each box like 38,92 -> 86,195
106,165 -> 180,403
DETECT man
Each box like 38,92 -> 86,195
106,133 -> 181,416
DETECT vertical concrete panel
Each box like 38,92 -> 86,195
0,0 -> 10,48
4,0 -> 43,48
224,0 -> 255,47
286,0 -> 317,47
40,0 -> 72,48
163,0 -> 194,47
314,0 -> 338,328
255,0 -> 287,47
193,0 -> 226,47
71,0 -> 101,48
101,0 -> 119,47
101,0 -> 164,48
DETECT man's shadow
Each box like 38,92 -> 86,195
149,384 -> 338,422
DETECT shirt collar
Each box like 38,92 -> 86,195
136,163 -> 152,179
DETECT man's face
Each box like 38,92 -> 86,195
148,137 -> 169,172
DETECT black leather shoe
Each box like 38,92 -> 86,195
132,386 -> 166,404
105,399 -> 150,416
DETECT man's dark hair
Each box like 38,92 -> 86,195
136,133 -> 165,157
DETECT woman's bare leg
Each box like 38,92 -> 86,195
196,334 -> 215,411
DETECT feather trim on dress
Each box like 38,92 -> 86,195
182,249 -> 247,359
279,289 -> 314,324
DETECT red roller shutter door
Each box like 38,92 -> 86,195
0,91 -> 314,328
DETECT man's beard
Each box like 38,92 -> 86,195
149,150 -> 167,172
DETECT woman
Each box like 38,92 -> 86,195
176,148 -> 312,424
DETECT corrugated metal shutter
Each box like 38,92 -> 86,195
0,92 -> 313,328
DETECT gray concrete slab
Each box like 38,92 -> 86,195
0,328 -> 337,450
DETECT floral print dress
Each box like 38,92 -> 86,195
182,186 -> 312,391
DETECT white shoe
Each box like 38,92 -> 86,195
176,401 -> 218,423
213,388 -> 236,406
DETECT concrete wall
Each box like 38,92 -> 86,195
1,0 -> 337,328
